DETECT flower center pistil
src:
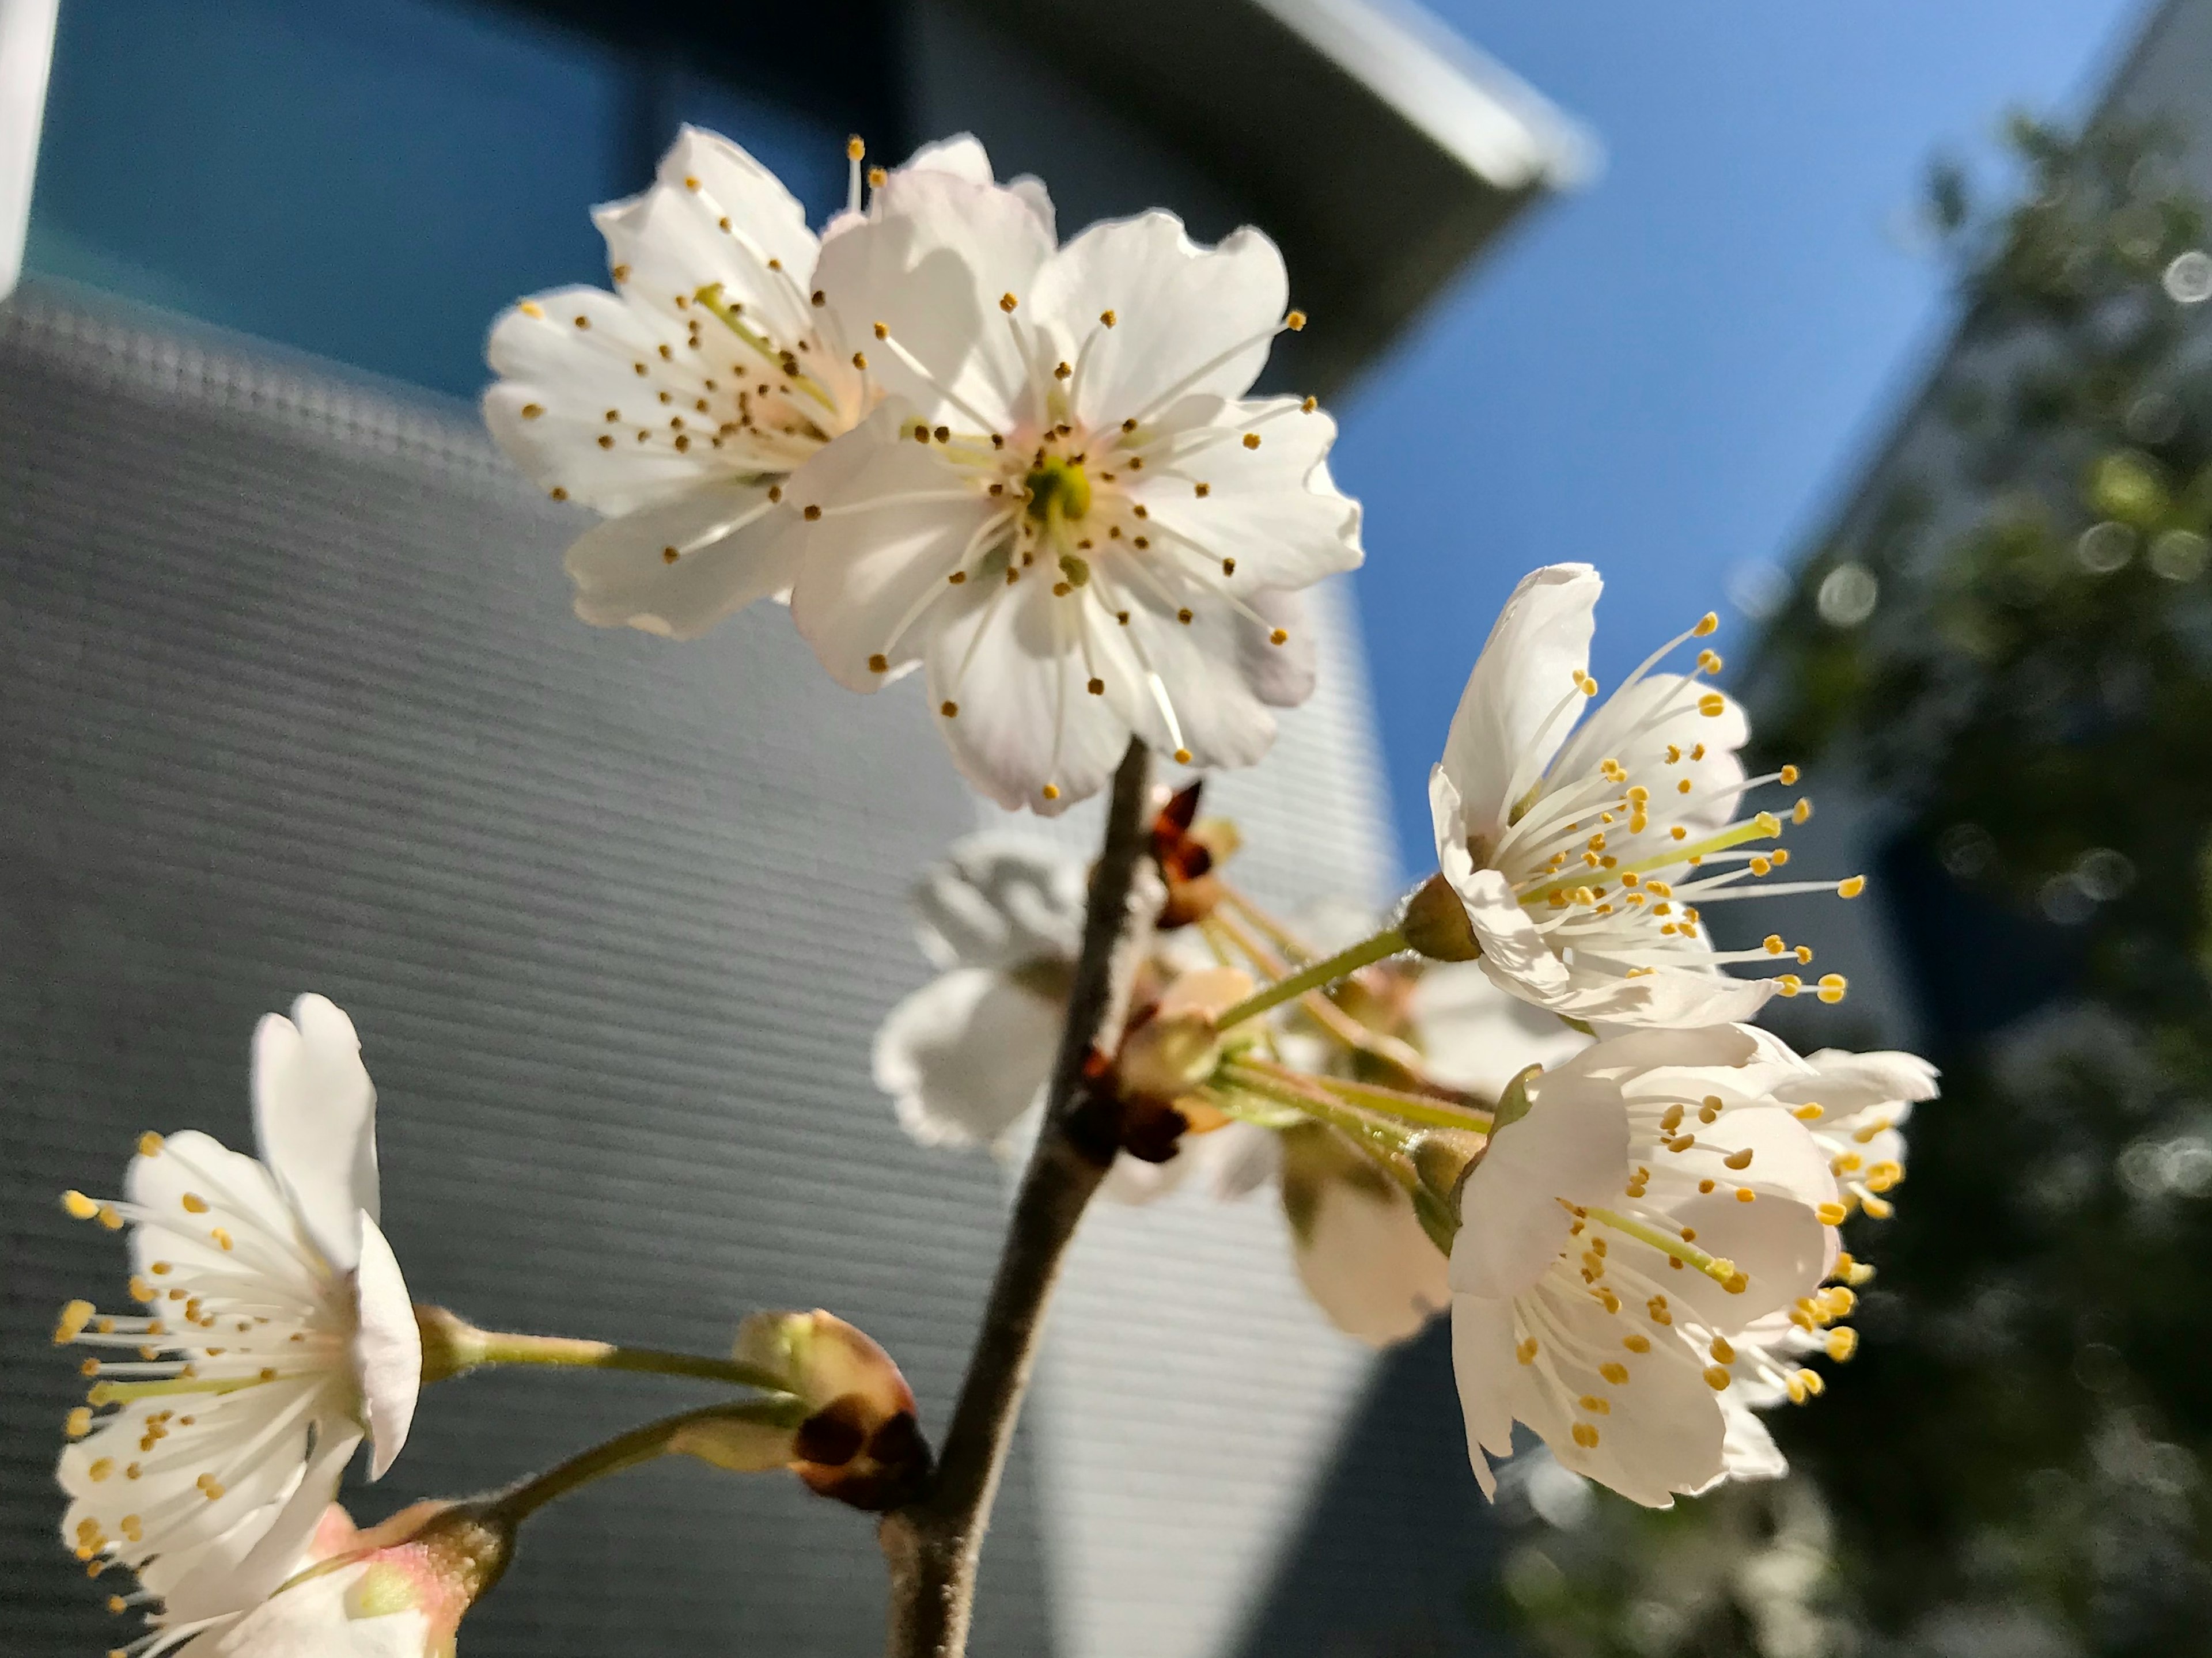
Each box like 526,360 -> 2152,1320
1024,454 -> 1092,525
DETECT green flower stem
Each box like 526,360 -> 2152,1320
1211,926 -> 1409,1031
416,1310 -> 791,1393
1304,1072 -> 1494,1135
484,1397 -> 809,1529
1216,1061 -> 1421,1177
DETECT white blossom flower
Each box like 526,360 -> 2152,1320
54,996 -> 421,1650
1430,564 -> 1865,1026
484,129 -> 1033,639
784,163 -> 1362,812
1449,1027 -> 1842,1506
872,834 -> 1086,1149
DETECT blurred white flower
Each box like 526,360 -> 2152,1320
1429,564 -> 1861,1027
785,164 -> 1361,812
55,997 -> 421,1654
484,129 -> 1028,640
1449,1027 -> 1841,1507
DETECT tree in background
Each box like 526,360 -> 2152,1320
1490,113 -> 2212,1658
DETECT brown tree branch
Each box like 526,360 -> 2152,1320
878,739 -> 1154,1658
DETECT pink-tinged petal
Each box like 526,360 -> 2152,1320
353,1215 -> 421,1480
1439,565 -> 1601,842
873,968 -> 1063,1147
1034,211 -> 1289,422
1452,1068 -> 1627,1299
1291,1177 -> 1450,1347
786,408 -> 1006,689
1132,397 -> 1362,590
565,481 -> 798,638
253,996 -> 378,1273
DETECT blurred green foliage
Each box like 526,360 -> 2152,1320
1489,115 -> 2212,1658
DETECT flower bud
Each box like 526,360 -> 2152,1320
733,1311 -> 931,1511
211,1500 -> 512,1657
1399,872 -> 1482,962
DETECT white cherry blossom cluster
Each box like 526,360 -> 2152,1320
486,129 -> 1361,814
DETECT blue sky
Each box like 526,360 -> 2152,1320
1332,0 -> 2146,873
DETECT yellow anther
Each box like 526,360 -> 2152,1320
211,1228 -> 233,1251
1623,1333 -> 1650,1353
1750,856 -> 1772,876
1837,875 -> 1866,898
1776,974 -> 1802,997
180,1193 -> 209,1215
1516,1338 -> 1538,1365
1285,309 -> 1307,331
63,1191 -> 100,1220
1710,1337 -> 1736,1363
55,1301 -> 94,1344
1698,692 -> 1726,716
1659,1103 -> 1684,1132
138,1132 -> 164,1157
1763,934 -> 1785,954
846,134 -> 865,160
1571,1422 -> 1601,1448
1817,974 -> 1849,1003
1722,1147 -> 1754,1171
1734,1188 -> 1756,1206
66,1407 -> 92,1438
1793,798 -> 1813,824
1697,649 -> 1723,673
1704,1365 -> 1731,1391
1793,1103 -> 1825,1123
1825,1327 -> 1859,1361
1041,784 -> 1060,801
1677,778 -> 1692,794
1694,612 -> 1718,636
1599,1361 -> 1630,1385
89,1457 -> 114,1482
1578,1395 -> 1611,1414
1779,764 -> 1800,784
99,1205 -> 122,1230
1753,810 -> 1781,836
1795,945 -> 1814,963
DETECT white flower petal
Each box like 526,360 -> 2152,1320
353,1213 -> 421,1480
564,482 -> 798,638
1134,397 -> 1361,589
1238,589 -> 1317,708
921,583 -> 1139,814
1532,1294 -> 1725,1507
483,290 -> 725,516
1443,860 -> 1576,1004
1716,1393 -> 1789,1484
787,408 -> 1005,689
910,833 -> 1086,970
817,169 -> 1051,423
1410,961 -> 1592,1099
1554,671 -> 1749,836
873,968 -> 1063,1147
1438,564 -> 1601,843
1451,1067 -> 1627,1299
1786,1048 -> 1941,1114
1291,1176 -> 1450,1347
1449,1293 -> 1522,1489
1035,212 -> 1288,423
1657,1190 -> 1830,1331
158,1432 -> 361,1626
641,124 -> 817,301
252,995 -> 378,1273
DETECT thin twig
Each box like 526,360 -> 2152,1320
878,739 -> 1154,1658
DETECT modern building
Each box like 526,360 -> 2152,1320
0,3 -> 1585,1656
